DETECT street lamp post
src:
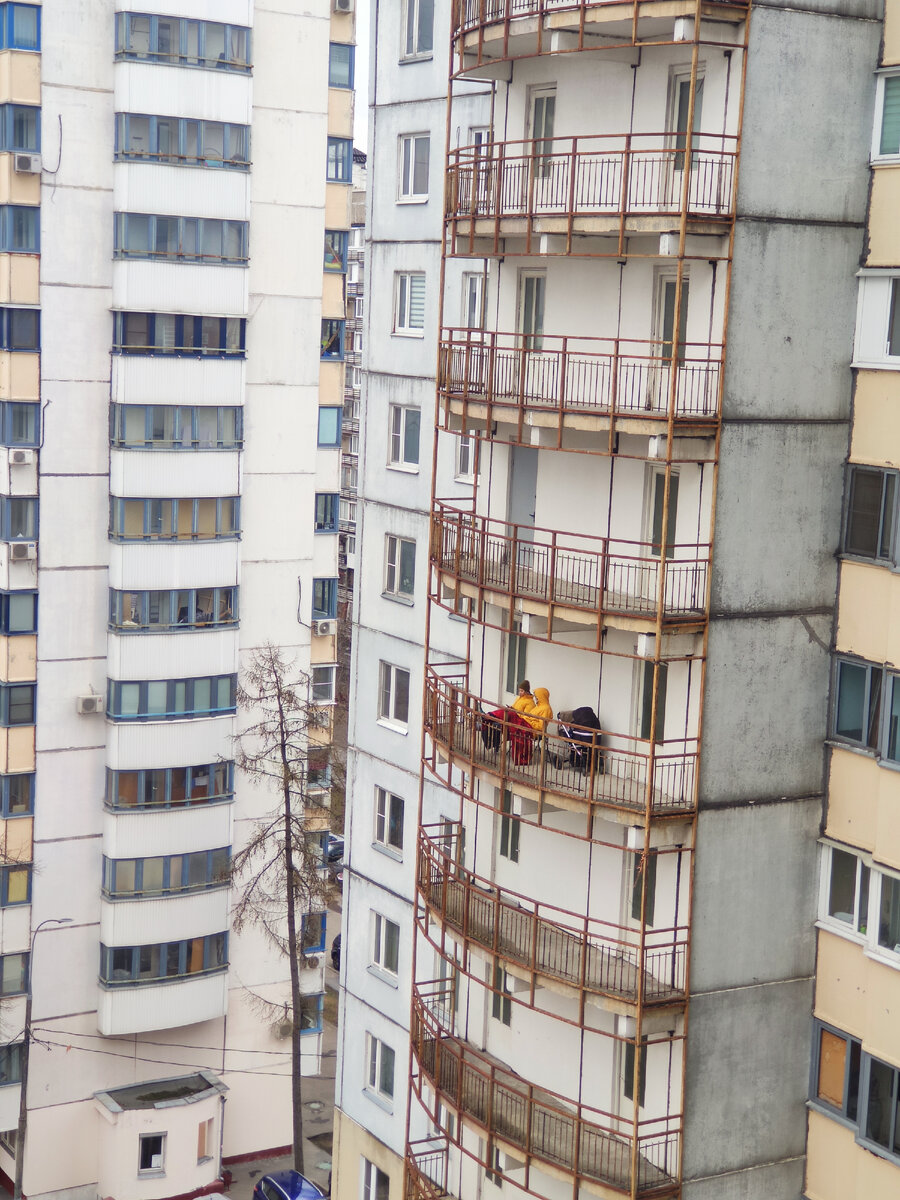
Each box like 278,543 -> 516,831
14,918 -> 72,1200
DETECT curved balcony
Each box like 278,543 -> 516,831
406,1141 -> 456,1200
431,501 -> 708,639
439,328 -> 721,437
424,665 -> 697,820
446,134 -> 737,257
412,989 -> 680,1196
418,826 -> 686,1005
452,0 -> 749,76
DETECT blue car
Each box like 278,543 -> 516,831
252,1170 -> 326,1200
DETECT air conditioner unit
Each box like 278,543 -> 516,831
76,694 -> 104,715
10,541 -> 36,561
14,153 -> 40,175
273,1019 -> 293,1041
333,0 -> 354,11
304,955 -> 321,969
637,633 -> 655,658
312,619 -> 335,637
10,449 -> 34,466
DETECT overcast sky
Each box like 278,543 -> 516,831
354,0 -> 370,151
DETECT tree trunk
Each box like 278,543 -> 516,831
280,703 -> 305,1174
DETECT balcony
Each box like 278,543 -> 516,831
406,1142 -> 456,1200
446,134 -> 736,257
424,664 -> 696,820
451,0 -> 749,77
439,328 -> 721,437
431,501 -> 708,641
412,990 -> 679,1196
418,825 -> 686,1005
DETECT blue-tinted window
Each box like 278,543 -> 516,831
0,308 -> 38,350
106,675 -> 236,721
0,495 -> 36,540
0,1041 -> 21,1084
314,493 -> 339,533
324,230 -> 348,273
0,105 -> 38,152
301,912 -> 327,954
110,404 -> 242,449
0,952 -> 27,995
0,591 -> 35,634
0,863 -> 29,904
106,762 -> 234,810
312,578 -> 338,620
327,137 -> 353,183
1,5 -> 39,51
109,497 -> 239,541
0,206 -> 37,252
317,407 -> 342,448
102,847 -> 231,897
115,14 -> 250,72
113,312 -> 245,357
0,684 -> 33,727
321,318 -> 345,361
299,993 -> 324,1034
0,402 -> 38,445
0,773 -> 31,815
115,113 -> 249,169
100,933 -> 229,987
110,586 -> 238,631
328,43 -> 354,89
115,213 -> 248,264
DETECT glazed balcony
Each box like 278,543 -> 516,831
424,664 -> 697,820
413,989 -> 680,1196
438,327 -> 721,438
451,0 -> 749,77
446,134 -> 737,257
419,825 -> 686,1005
431,501 -> 709,642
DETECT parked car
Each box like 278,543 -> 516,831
331,933 -> 341,971
325,833 -> 344,863
252,1169 -> 325,1200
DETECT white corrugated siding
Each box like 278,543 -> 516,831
111,355 -> 245,406
114,61 -> 251,127
99,886 -> 231,947
110,448 -> 242,497
111,260 -> 249,318
107,627 -> 239,680
113,162 -> 251,222
108,541 -> 240,590
106,712 -> 235,771
103,801 -> 233,859
97,969 -> 228,1036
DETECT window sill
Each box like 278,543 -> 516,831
367,965 -> 399,989
109,623 -> 240,635
372,842 -> 403,863
377,718 -> 408,736
863,945 -> 900,970
386,463 -> 419,475
392,330 -> 425,339
362,1088 -> 394,1114
815,918 -> 867,947
382,592 -> 414,607
396,197 -> 429,207
805,1099 -> 857,1134
399,53 -> 433,64
137,1170 -> 166,1180
850,359 -> 900,372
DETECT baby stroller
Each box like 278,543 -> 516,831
557,707 -> 604,775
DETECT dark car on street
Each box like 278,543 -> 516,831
252,1169 -> 325,1200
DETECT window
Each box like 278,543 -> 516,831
630,849 -> 658,925
366,1035 -> 395,1101
114,214 -> 248,263
0,773 -> 32,817
372,913 -> 400,976
0,592 -> 36,634
403,0 -> 433,58
109,586 -> 237,631
844,466 -> 897,561
828,656 -> 900,761
110,405 -> 242,450
874,71 -> 900,159
498,790 -> 519,863
378,662 -> 410,728
0,684 -> 33,726
491,964 -> 511,1025
0,6 -> 38,50
327,137 -> 353,183
329,43 -> 354,88
813,1023 -> 863,1119
398,134 -> 430,200
106,675 -> 236,722
0,864 -> 30,906
113,312 -> 246,357
456,435 -> 476,482
823,845 -> 870,934
388,405 -> 420,468
312,578 -> 338,621
107,763 -> 233,810
0,402 -> 39,446
324,230 -> 349,273
505,617 -> 527,696
394,273 -> 425,335
486,1144 -> 503,1187
623,1036 -> 648,1107
0,307 -> 38,351
115,114 -> 249,170
384,536 -> 416,601
463,272 -> 484,330
103,847 -> 230,898
0,206 -> 37,252
312,665 -> 336,705
299,993 -> 324,1034
109,497 -> 240,542
639,660 -> 668,743
321,318 -> 345,361
879,873 -> 900,953
101,933 -> 228,987
375,788 -> 404,853
315,493 -> 339,533
318,407 -> 342,448
138,1132 -> 166,1174
0,1044 -> 21,1087
362,1159 -> 390,1200
115,14 -> 250,72
0,495 -> 36,541
302,912 -> 327,954
0,953 -> 26,996
197,1117 -> 214,1163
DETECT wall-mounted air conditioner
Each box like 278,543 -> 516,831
14,153 -> 40,175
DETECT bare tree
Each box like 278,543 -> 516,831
231,644 -> 338,1174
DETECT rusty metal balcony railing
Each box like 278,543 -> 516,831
418,825 -> 687,1002
439,327 -> 721,426
413,989 -> 680,1195
424,664 -> 697,818
447,134 -> 737,235
431,500 -> 709,627
406,1140 -> 455,1200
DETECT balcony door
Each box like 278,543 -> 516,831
508,446 -> 538,587
651,272 -> 689,411
669,69 -> 707,209
527,85 -> 556,198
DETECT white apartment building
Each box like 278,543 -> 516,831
0,2 -> 355,1197
335,2 -> 881,1200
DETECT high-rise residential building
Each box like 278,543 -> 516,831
0,3 -> 355,1196
334,2 -> 882,1199
805,7 -> 900,1198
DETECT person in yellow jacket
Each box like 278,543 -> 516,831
511,680 -> 535,715
521,686 -> 553,731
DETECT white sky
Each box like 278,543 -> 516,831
354,0 -> 370,151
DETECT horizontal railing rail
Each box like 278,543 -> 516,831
412,989 -> 680,1194
447,133 -> 737,224
418,825 -> 687,1000
423,664 -> 697,816
439,326 -> 722,422
431,499 -> 709,623
454,0 -> 749,35
406,1141 -> 453,1200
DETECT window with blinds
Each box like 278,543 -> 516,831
395,272 -> 425,334
879,74 -> 900,157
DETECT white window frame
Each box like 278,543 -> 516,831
817,840 -> 900,969
365,1033 -> 395,1105
872,69 -> 900,162
378,661 -> 410,731
138,1132 -> 166,1176
384,534 -> 416,602
311,664 -> 337,705
371,912 -> 400,978
394,272 -> 426,336
374,787 -> 404,856
402,0 -> 433,61
853,271 -> 900,368
398,134 -> 430,201
462,271 -> 485,330
456,434 -> 476,483
388,404 -> 420,472
362,1158 -> 390,1200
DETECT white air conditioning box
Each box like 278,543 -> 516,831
10,449 -> 34,466
312,620 -> 335,637
14,153 -> 40,175
77,694 -> 104,715
334,0 -> 353,11
10,541 -> 36,561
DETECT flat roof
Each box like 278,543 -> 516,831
95,1071 -> 227,1113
